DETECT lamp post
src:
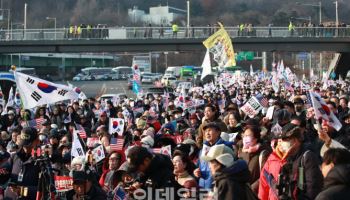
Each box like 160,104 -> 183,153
334,1 -> 339,28
46,17 -> 56,40
296,1 -> 322,24
0,9 -> 10,38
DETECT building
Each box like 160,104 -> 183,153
128,5 -> 186,25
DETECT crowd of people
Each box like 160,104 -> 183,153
0,72 -> 350,200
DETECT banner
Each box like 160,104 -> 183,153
54,176 -> 73,192
309,92 -> 342,131
240,97 -> 263,118
203,23 -> 236,67
14,71 -> 79,109
109,118 -> 125,136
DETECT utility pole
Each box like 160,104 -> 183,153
24,3 -> 27,39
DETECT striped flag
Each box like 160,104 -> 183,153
110,137 -> 124,151
113,185 -> 127,200
75,123 -> 87,139
284,81 -> 294,92
22,118 -> 45,129
255,94 -> 269,108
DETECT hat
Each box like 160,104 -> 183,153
19,127 -> 38,146
141,135 -> 154,147
50,124 -> 58,129
203,122 -> 221,132
7,110 -> 15,115
277,123 -> 302,139
201,144 -> 234,167
71,171 -> 91,183
49,129 -> 60,139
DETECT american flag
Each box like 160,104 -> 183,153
110,137 -> 124,151
285,81 -> 294,92
255,94 -> 269,108
75,123 -> 87,139
22,118 -> 45,129
113,185 -> 127,200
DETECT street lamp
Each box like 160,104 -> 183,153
296,1 -> 322,25
46,16 -> 56,40
334,1 -> 339,28
0,9 -> 10,38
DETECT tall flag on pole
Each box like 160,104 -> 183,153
309,92 -> 342,131
203,22 -> 236,67
3,87 -> 14,115
201,49 -> 212,80
14,71 -> 79,109
71,130 -> 86,157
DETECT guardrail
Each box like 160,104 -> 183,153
0,26 -> 349,41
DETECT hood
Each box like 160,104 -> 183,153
214,159 -> 250,183
324,164 -> 350,188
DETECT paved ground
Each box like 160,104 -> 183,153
67,80 -> 154,98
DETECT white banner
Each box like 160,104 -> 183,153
14,72 -> 79,109
240,97 -> 263,118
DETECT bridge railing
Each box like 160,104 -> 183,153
0,26 -> 349,41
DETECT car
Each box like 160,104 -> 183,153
98,93 -> 128,103
141,75 -> 153,84
145,87 -> 175,99
161,76 -> 177,86
72,74 -> 84,81
94,74 -> 109,80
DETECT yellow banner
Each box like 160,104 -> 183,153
203,24 -> 236,67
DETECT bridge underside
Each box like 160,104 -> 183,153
0,38 -> 350,53
335,53 -> 350,79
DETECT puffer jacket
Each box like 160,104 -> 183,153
259,146 -> 323,200
315,164 -> 350,200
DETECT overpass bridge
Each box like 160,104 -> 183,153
0,26 -> 349,53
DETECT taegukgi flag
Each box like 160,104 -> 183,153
109,118 -> 125,136
14,71 -> 79,109
309,92 -> 342,131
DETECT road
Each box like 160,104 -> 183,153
67,80 -> 154,99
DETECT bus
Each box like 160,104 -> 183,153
180,66 -> 195,80
81,67 -> 113,80
10,67 -> 36,76
112,66 -> 132,80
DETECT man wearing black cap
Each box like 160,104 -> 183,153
259,123 -> 323,200
69,170 -> 106,200
126,146 -> 180,199
5,127 -> 41,199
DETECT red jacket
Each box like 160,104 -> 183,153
258,151 -> 287,200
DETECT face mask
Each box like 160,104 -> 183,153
295,106 -> 303,112
243,136 -> 253,148
279,140 -> 294,153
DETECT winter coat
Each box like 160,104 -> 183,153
315,164 -> 350,200
213,159 -> 254,200
4,149 -> 41,200
259,146 -> 323,200
197,138 -> 233,189
239,144 -> 271,193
